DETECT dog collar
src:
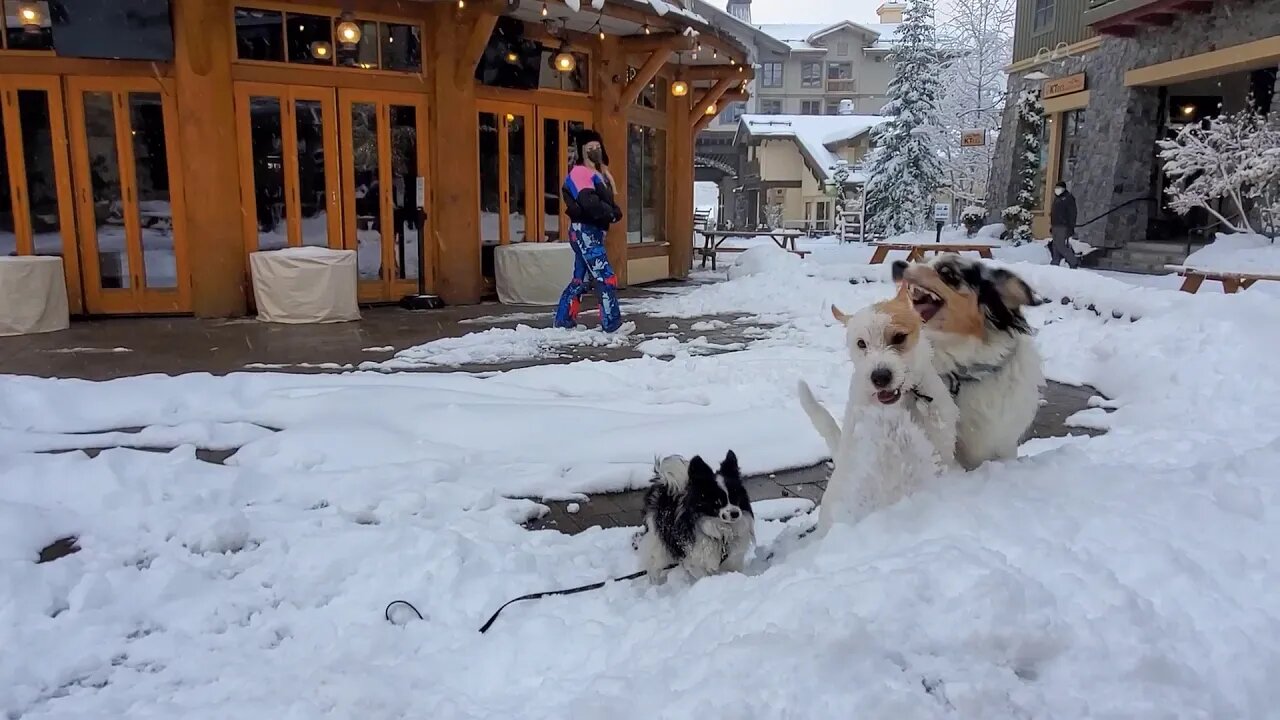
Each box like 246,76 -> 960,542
944,354 -> 1013,397
910,388 -> 935,404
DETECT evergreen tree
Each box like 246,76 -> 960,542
865,0 -> 946,237
1001,88 -> 1043,245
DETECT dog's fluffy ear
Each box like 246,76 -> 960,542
987,267 -> 1034,309
831,305 -> 851,325
891,260 -> 909,283
655,455 -> 690,490
719,450 -> 740,479
687,455 -> 715,483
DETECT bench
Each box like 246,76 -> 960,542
695,245 -> 810,270
1166,265 -> 1280,294
868,242 -> 996,264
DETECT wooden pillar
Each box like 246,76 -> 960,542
593,41 -> 629,286
172,0 -> 245,317
667,88 -> 694,279
425,4 -> 486,304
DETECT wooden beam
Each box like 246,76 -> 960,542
685,65 -> 754,82
1101,23 -> 1137,37
457,11 -> 500,86
620,32 -> 696,55
692,111 -> 716,134
689,75 -> 736,127
718,91 -> 749,105
1176,0 -> 1213,12
619,36 -> 685,109
1137,12 -> 1175,25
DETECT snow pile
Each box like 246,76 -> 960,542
5,258 -> 1280,716
359,324 -> 634,369
1182,233 -> 1280,274
725,243 -> 803,280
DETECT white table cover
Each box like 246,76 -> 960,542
249,247 -> 360,324
0,256 -> 69,336
494,242 -> 575,306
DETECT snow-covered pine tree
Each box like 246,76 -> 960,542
864,0 -> 946,237
1002,88 -> 1043,245
829,159 -> 852,238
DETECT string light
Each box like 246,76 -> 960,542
457,0 -> 465,8
541,2 -> 548,15
643,23 -> 651,35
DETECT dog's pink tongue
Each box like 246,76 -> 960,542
915,302 -> 940,323
876,390 -> 899,404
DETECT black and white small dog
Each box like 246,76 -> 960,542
635,452 -> 755,582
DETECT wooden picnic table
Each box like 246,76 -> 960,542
868,242 -> 997,265
1166,265 -> 1280,294
695,228 -> 809,270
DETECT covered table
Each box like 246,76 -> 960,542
494,242 -> 575,306
249,246 -> 360,324
0,256 -> 69,337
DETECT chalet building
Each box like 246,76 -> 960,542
0,0 -> 749,317
987,0 -> 1279,266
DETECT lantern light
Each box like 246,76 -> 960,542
671,80 -> 689,97
554,49 -> 577,73
705,103 -> 717,116
17,3 -> 42,32
336,14 -> 361,46
310,40 -> 333,60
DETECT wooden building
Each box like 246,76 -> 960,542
0,0 -> 751,317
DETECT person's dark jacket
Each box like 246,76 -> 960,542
562,164 -> 622,229
1050,190 -> 1078,230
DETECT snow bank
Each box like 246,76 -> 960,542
6,256 -> 1280,717
1183,233 -> 1280,274
725,243 -> 803,280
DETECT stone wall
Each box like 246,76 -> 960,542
988,0 -> 1280,248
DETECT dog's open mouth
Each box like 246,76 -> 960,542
876,389 -> 902,405
909,285 -> 944,323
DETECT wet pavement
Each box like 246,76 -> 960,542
3,281 -> 1107,538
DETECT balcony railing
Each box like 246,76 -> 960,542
826,78 -> 856,93
1084,0 -> 1209,34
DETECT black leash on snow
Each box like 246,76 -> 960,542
382,564 -> 675,634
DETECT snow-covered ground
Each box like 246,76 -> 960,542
5,246 -> 1280,718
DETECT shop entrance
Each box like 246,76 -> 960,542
234,83 -> 431,304
66,77 -> 190,315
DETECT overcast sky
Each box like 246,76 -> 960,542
701,0 -> 888,26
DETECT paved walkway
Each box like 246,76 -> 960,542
3,282 -> 1105,540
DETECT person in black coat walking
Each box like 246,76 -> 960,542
1049,181 -> 1080,269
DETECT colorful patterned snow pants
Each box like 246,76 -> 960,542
554,222 -> 621,332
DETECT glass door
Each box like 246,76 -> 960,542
476,101 -> 536,248
67,77 -> 189,314
0,75 -> 81,312
338,89 -> 431,303
535,108 -> 589,243
233,83 -> 341,259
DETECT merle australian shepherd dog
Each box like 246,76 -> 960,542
634,452 -> 754,582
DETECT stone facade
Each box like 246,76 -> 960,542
987,0 -> 1280,249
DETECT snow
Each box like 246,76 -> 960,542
757,21 -> 900,51
1182,233 -> 1280,275
6,252 -> 1280,716
738,114 -> 891,182
358,323 -> 636,370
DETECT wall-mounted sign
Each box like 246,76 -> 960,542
1043,72 -> 1087,99
960,129 -> 986,147
933,203 -> 952,222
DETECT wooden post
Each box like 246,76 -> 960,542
427,4 -> 485,303
667,85 -> 694,279
593,41 -> 629,286
172,0 -> 246,317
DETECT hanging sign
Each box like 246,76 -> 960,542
960,129 -> 986,147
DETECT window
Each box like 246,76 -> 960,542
1057,109 -> 1084,188
634,75 -> 668,109
1032,0 -> 1055,33
801,100 -> 821,115
827,62 -> 854,92
476,19 -> 589,93
760,99 -> 783,115
760,62 -> 784,88
3,0 -> 53,50
718,101 -> 746,126
1031,114 -> 1053,209
801,62 -> 822,89
627,124 -> 666,244
836,41 -> 849,57
233,6 -> 422,72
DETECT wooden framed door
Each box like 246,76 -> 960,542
338,89 -> 431,303
535,107 -> 591,243
66,77 -> 189,314
0,75 -> 82,313
476,101 -> 537,248
233,83 -> 341,261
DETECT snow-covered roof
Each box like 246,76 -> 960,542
756,21 -> 901,52
734,114 -> 891,182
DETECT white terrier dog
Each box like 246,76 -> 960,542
798,287 -> 959,531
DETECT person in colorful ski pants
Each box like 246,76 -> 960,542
555,130 -> 624,332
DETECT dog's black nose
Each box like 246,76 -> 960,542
891,260 -> 909,282
871,367 -> 893,388
728,508 -> 740,519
